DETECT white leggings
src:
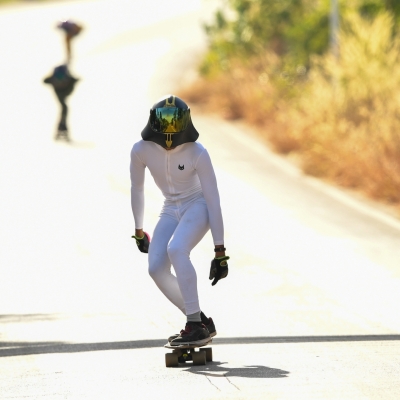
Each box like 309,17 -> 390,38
148,199 -> 209,315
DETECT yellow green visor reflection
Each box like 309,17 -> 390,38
150,107 -> 190,134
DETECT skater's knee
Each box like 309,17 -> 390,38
167,241 -> 188,264
148,258 -> 168,282
148,262 -> 160,280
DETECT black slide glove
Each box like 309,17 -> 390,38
132,232 -> 151,253
209,256 -> 230,286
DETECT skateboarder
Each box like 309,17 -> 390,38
57,19 -> 83,62
43,64 -> 79,141
130,95 -> 229,346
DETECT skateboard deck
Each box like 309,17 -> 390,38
164,339 -> 213,367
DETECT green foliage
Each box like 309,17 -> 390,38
203,0 -> 331,73
202,0 -> 400,76
358,0 -> 400,22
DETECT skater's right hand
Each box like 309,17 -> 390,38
132,230 -> 150,253
209,256 -> 229,286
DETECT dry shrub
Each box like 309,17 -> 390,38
183,12 -> 400,208
180,53 -> 304,153
291,12 -> 400,204
196,54 -> 282,116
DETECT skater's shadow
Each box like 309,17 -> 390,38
183,362 -> 289,379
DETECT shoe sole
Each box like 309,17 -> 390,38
169,337 -> 211,347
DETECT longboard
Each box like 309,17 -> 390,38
164,339 -> 213,367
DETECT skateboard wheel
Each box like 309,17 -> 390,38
200,347 -> 212,362
165,352 -> 179,367
192,350 -> 206,365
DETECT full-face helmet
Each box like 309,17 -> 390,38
57,20 -> 82,37
141,95 -> 199,149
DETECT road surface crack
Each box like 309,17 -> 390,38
225,376 -> 240,390
205,375 -> 220,391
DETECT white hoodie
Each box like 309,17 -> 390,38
130,140 -> 224,245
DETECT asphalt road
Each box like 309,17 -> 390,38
0,1 -> 399,399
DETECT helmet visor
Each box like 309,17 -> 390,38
150,107 -> 190,134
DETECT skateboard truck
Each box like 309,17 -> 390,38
164,339 -> 213,367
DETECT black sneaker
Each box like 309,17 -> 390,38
55,130 -> 70,141
168,329 -> 185,343
169,322 -> 210,347
204,317 -> 217,338
168,317 -> 217,343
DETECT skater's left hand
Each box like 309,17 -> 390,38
132,231 -> 150,253
209,256 -> 229,286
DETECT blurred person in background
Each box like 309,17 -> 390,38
43,64 -> 79,141
130,95 -> 230,346
57,19 -> 83,63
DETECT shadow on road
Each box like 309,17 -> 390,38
0,339 -> 165,357
214,335 -> 400,344
1,334 -> 400,358
0,314 -> 61,323
183,362 -> 289,379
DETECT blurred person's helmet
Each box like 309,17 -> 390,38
141,95 -> 199,149
57,20 -> 82,37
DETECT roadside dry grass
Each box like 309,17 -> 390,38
181,12 -> 400,212
0,0 -> 18,4
0,0 -> 49,5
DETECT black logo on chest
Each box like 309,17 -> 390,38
178,164 -> 184,170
